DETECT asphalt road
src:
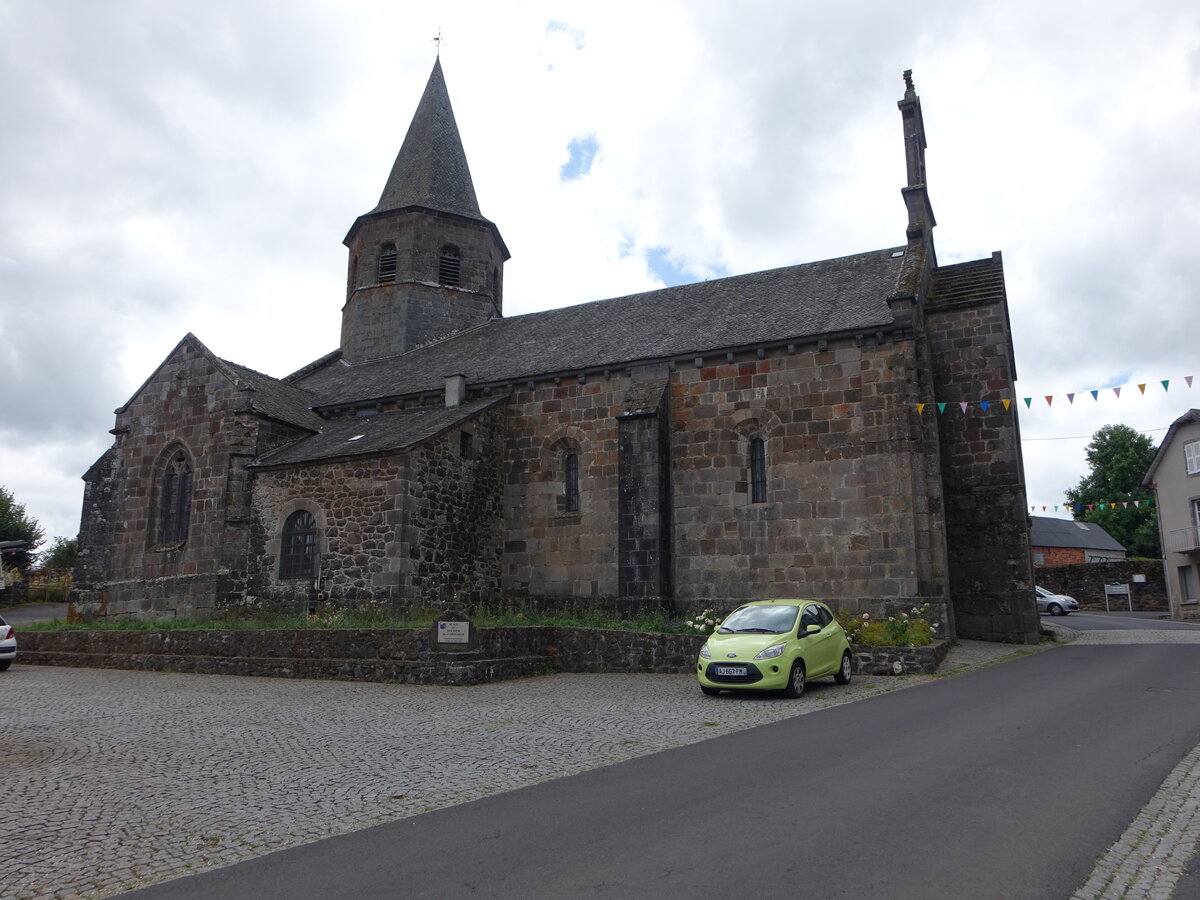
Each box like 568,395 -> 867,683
1053,610 -> 1199,631
119,630 -> 1200,899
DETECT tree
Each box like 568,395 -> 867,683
1063,424 -> 1160,558
40,536 -> 78,572
0,485 -> 47,572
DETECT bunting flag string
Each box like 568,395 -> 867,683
1029,498 -> 1155,514
915,372 -> 1194,415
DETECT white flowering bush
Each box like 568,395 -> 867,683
836,604 -> 938,647
683,609 -> 721,634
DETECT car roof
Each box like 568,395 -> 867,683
737,599 -> 820,608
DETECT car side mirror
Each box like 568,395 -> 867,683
805,624 -> 821,635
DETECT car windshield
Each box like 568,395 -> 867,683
718,605 -> 799,634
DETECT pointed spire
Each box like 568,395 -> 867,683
897,69 -> 936,253
370,58 -> 483,220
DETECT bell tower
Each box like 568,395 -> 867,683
341,58 -> 509,363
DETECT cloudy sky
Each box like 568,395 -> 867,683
1,0 -> 1197,546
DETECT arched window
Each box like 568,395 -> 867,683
280,510 -> 318,580
377,242 -> 397,283
750,437 -> 767,504
438,245 -> 461,286
158,450 -> 193,544
565,452 -> 580,513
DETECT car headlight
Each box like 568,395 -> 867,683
699,643 -> 711,659
754,642 -> 788,660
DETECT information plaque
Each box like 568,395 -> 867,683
437,621 -> 470,644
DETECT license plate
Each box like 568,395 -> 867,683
715,666 -> 747,677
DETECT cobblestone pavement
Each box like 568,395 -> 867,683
2,640 -> 1035,900
0,632 -> 1194,900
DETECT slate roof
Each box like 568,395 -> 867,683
367,58 -> 484,223
251,396 -> 506,468
927,254 -> 1006,308
1029,515 -> 1126,553
221,361 -> 323,432
1143,408 -> 1200,485
294,246 -> 909,408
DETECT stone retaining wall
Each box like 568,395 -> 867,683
852,639 -> 949,675
16,627 -> 944,684
1035,561 -> 1167,612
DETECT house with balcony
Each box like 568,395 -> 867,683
1143,408 -> 1200,615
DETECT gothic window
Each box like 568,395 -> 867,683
565,452 -> 580,513
280,510 -> 318,580
460,430 -> 474,460
749,437 -> 767,503
377,242 -> 397,283
439,245 -> 461,286
158,451 -> 192,544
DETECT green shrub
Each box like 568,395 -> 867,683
836,604 -> 939,647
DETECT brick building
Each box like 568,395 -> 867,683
1029,515 -> 1127,568
72,62 -> 1040,643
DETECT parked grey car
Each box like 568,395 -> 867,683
0,614 -> 16,671
1035,585 -> 1079,616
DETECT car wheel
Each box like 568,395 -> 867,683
783,660 -> 806,698
1048,602 -> 1063,616
0,660 -> 11,672
700,685 -> 720,696
834,651 -> 853,685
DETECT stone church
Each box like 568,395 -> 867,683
72,61 -> 1039,643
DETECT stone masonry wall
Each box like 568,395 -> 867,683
502,375 -> 626,604
17,625 -> 944,683
926,280 -> 1039,643
1036,560 -> 1168,612
249,406 -> 505,612
669,340 -> 949,624
70,339 -> 303,620
341,210 -> 504,362
502,337 -> 953,632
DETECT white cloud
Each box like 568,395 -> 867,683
1,0 -> 1198,541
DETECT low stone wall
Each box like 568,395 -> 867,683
16,627 -> 946,684
16,626 -> 708,686
1035,561 -> 1167,612
851,640 -> 949,675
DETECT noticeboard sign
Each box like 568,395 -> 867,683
437,621 -> 470,644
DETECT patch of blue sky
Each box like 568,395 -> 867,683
546,20 -> 585,50
646,247 -> 692,287
1096,371 -> 1133,390
560,133 -> 598,181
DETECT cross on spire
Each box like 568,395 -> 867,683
433,28 -> 444,57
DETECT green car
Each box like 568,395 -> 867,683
696,599 -> 853,697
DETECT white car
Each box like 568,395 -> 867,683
0,614 -> 15,671
1035,586 -> 1079,616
